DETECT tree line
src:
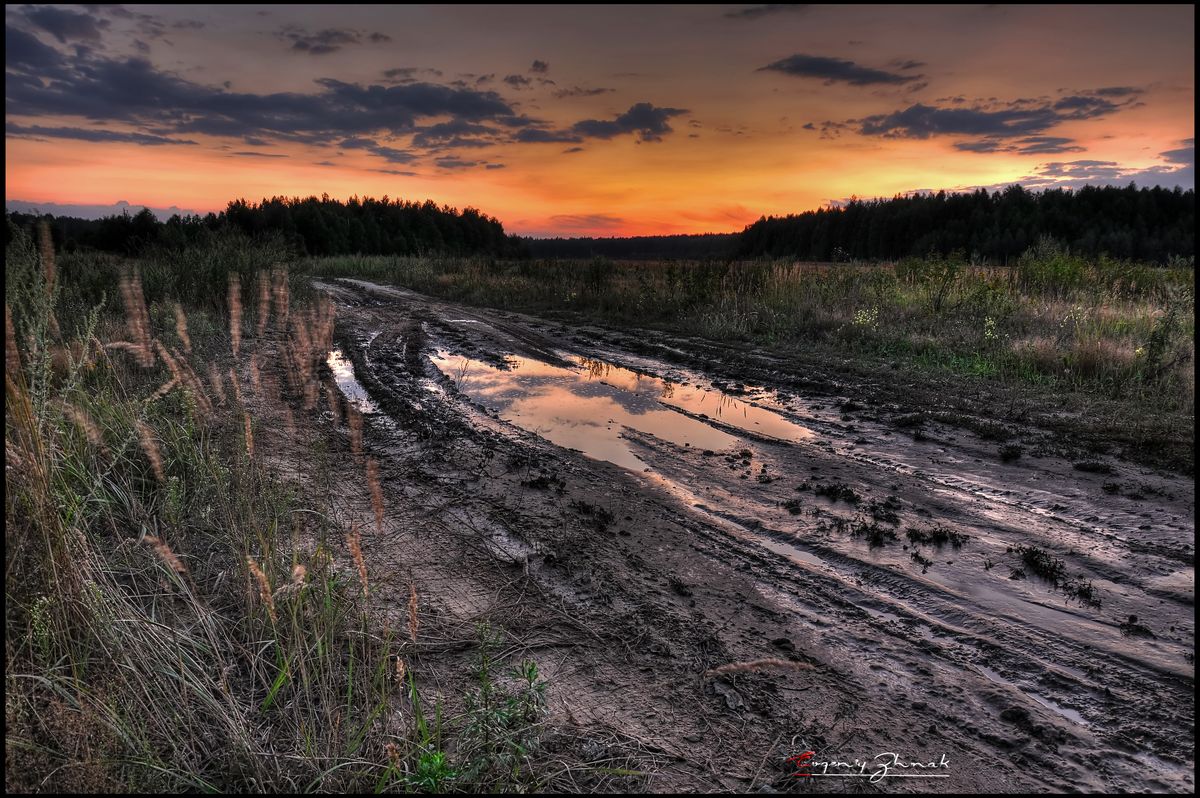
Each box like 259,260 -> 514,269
737,184 -> 1194,263
6,195 -> 524,258
7,183 -> 1195,264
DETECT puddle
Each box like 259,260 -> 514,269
327,349 -> 381,414
431,350 -> 813,473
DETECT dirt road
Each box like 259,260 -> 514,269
312,277 -> 1194,793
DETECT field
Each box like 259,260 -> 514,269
6,228 -> 1195,792
309,245 -> 1194,470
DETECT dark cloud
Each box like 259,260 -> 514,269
484,163 -> 506,169
954,135 -> 1084,155
891,59 -> 926,71
1160,140 -> 1194,164
760,53 -> 920,86
1052,94 -> 1120,117
435,157 -> 480,169
411,120 -> 498,149
340,137 -> 418,163
22,6 -> 110,43
553,86 -> 613,99
5,26 -> 72,78
530,59 -> 549,74
503,74 -> 532,88
850,93 -> 1132,148
382,66 -> 444,83
571,102 -> 688,142
5,41 -> 522,152
6,122 -> 196,146
1091,86 -> 1143,98
562,146 -> 585,153
1011,135 -> 1085,154
800,119 -> 850,139
230,151 -> 287,158
514,128 -> 583,144
76,5 -> 173,40
724,4 -> 809,20
276,26 -> 392,55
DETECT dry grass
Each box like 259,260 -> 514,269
5,232 -> 462,792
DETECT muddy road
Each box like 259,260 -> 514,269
313,277 -> 1194,793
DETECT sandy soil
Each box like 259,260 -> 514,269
303,277 -> 1194,793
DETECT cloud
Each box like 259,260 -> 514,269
503,74 -> 532,88
411,120 -> 498,149
6,123 -> 196,146
759,53 -> 921,86
5,198 -> 199,220
530,59 -> 549,74
21,6 -> 110,43
276,26 -> 392,55
954,135 -> 1084,155
1052,94 -> 1120,117
5,28 -> 687,163
5,45 -> 522,149
724,4 -> 809,20
1091,86 -> 1143,98
229,151 -> 287,158
339,137 -> 418,164
1160,140 -> 1194,164
514,128 -> 583,144
848,91 -> 1135,150
5,27 -> 72,79
547,213 -> 626,230
382,66 -> 444,83
571,102 -> 688,142
435,157 -> 481,169
553,86 -> 613,99
1010,136 -> 1085,154
1021,153 -> 1193,190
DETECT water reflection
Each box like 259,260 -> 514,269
327,349 -> 381,414
431,349 -> 812,473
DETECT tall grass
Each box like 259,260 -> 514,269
5,228 -> 551,792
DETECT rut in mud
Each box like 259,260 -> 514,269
316,277 -> 1194,793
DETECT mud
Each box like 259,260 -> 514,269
312,278 -> 1194,793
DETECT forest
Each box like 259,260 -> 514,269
6,195 -> 522,258
7,184 -> 1195,263
738,184 -> 1195,263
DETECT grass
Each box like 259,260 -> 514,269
297,242 -> 1194,470
5,227 -> 551,792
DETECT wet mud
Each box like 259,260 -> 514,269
314,278 -> 1194,793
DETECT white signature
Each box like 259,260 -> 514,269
788,751 -> 951,783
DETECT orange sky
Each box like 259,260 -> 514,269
5,4 -> 1194,236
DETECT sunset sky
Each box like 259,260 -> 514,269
5,4 -> 1195,236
